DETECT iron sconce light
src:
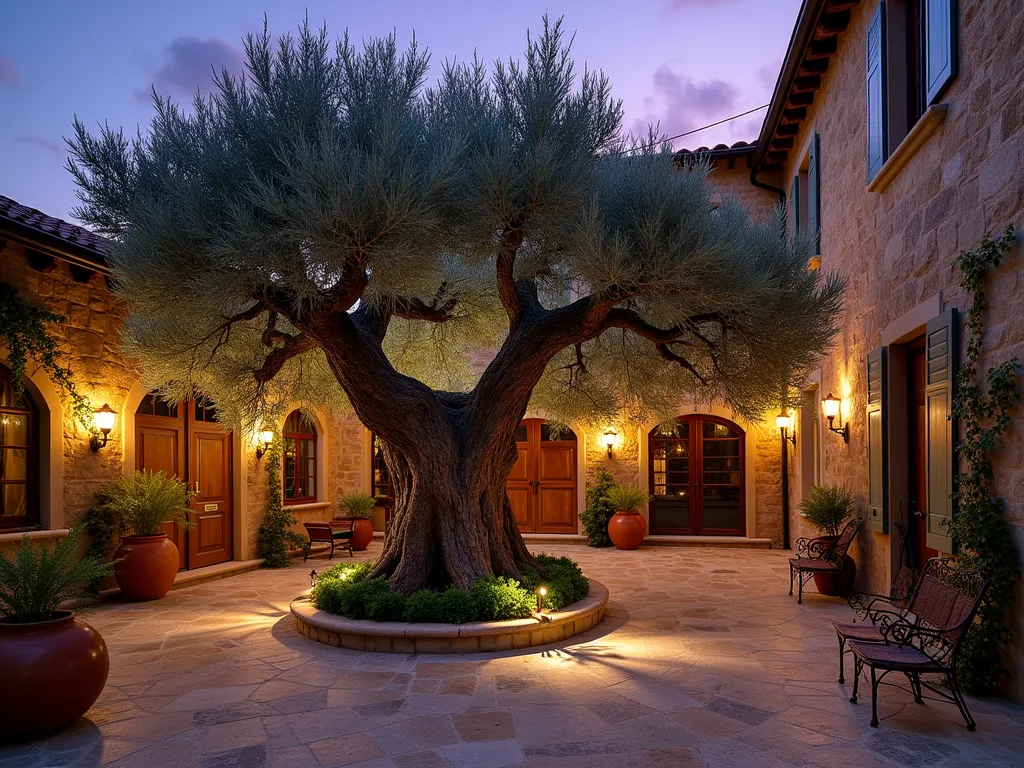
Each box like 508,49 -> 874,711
255,428 -> 275,460
89,404 -> 116,452
822,392 -> 850,443
602,429 -> 618,459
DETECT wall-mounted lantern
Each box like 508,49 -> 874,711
602,429 -> 618,459
89,404 -> 116,452
255,428 -> 275,460
776,410 -> 796,447
821,392 -> 850,443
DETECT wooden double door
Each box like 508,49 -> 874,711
135,394 -> 233,570
648,415 -> 745,536
506,419 -> 578,534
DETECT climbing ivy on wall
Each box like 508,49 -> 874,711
0,281 -> 94,429
947,226 -> 1019,693
257,436 -> 305,567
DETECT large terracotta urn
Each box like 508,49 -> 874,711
0,611 -> 109,741
351,518 -> 375,551
113,533 -> 179,601
608,509 -> 647,550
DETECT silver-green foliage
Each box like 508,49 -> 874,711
798,484 -> 855,537
0,527 -> 113,623
98,471 -> 192,537
607,484 -> 652,512
339,491 -> 376,518
67,16 -> 844,431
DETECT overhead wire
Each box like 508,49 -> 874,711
607,103 -> 770,156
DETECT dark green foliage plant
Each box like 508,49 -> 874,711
581,470 -> 616,547
97,470 -> 192,536
798,484 -> 855,537
80,494 -> 121,593
607,484 -> 652,512
0,282 -> 94,432
258,437 -> 305,567
946,226 -> 1019,693
310,554 -> 588,622
0,527 -> 113,623
338,491 -> 376,518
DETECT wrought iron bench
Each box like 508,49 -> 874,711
847,558 -> 988,730
302,520 -> 354,561
788,517 -> 863,603
832,565 -> 920,684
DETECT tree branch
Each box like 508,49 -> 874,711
253,333 -> 317,383
497,225 -> 525,323
655,342 -> 707,385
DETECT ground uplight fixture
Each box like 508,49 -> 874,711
255,428 -> 275,460
602,429 -> 618,459
309,570 -> 318,588
776,410 -> 796,447
89,404 -> 116,452
821,392 -> 850,443
537,586 -> 547,613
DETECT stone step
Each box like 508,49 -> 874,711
521,533 -> 773,549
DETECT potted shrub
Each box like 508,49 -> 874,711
100,470 -> 192,601
338,491 -> 376,551
0,527 -> 113,741
606,484 -> 652,550
798,484 -> 856,596
581,470 -> 616,547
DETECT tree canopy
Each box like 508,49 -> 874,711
69,17 -> 844,434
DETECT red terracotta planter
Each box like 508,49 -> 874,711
809,535 -> 858,596
114,534 -> 179,601
608,509 -> 647,550
0,611 -> 109,742
351,518 -> 374,551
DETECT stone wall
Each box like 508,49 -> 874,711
757,0 -> 1024,700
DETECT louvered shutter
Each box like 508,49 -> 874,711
790,176 -> 801,236
866,347 -> 888,533
866,3 -> 887,181
925,310 -> 957,552
925,0 -> 958,105
807,133 -> 821,255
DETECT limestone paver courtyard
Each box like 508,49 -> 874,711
4,546 -> 1023,768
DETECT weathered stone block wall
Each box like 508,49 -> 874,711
0,243 -> 136,531
762,0 -> 1024,700
706,163 -> 781,222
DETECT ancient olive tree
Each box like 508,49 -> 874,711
69,19 -> 844,592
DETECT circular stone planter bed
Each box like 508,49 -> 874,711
291,578 -> 609,653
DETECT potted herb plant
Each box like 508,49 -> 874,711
606,484 -> 652,550
99,470 -> 192,601
0,527 -> 113,741
338,491 -> 376,551
798,484 -> 856,595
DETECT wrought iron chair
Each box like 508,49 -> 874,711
302,520 -> 354,561
831,565 -> 920,683
847,558 -> 988,730
788,517 -> 863,604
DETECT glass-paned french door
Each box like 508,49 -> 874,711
648,415 -> 745,536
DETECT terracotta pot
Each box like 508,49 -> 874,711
351,517 -> 375,551
809,535 -> 857,596
0,611 -> 109,742
608,509 -> 647,550
113,534 -> 179,601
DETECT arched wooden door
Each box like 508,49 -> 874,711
648,415 -> 745,536
507,419 -> 578,534
135,393 -> 233,570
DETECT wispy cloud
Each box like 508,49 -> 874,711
136,36 -> 245,102
14,135 -> 62,155
631,67 -> 741,147
0,57 -> 18,86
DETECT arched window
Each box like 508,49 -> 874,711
648,414 -> 745,536
0,365 -> 39,530
283,410 -> 317,504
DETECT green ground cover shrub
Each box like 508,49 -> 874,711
310,554 -> 589,623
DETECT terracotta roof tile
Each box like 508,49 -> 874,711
0,194 -> 109,263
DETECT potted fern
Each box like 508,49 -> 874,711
607,484 -> 652,550
337,491 -> 377,551
798,484 -> 856,595
0,528 -> 112,741
99,470 -> 192,600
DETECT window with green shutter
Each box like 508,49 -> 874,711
924,0 -> 958,104
924,310 -> 957,552
807,133 -> 821,255
866,347 -> 888,533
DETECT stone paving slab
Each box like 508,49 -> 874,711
3,544 -> 1024,767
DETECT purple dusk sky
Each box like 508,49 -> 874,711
0,0 -> 801,222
